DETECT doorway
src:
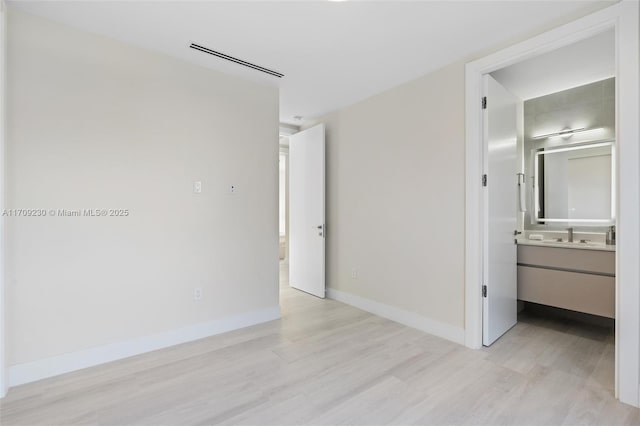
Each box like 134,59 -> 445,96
279,124 -> 326,300
464,2 -> 639,407
279,145 -> 289,262
483,30 -> 616,345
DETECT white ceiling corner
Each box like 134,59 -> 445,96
491,29 -> 615,100
9,0 -> 616,125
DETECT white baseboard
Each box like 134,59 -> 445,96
8,305 -> 281,388
327,288 -> 464,345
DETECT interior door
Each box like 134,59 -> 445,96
289,124 -> 325,298
483,75 -> 518,346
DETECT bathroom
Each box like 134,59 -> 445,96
482,28 -> 617,388
514,74 -> 615,320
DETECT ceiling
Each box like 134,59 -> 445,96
491,29 -> 615,100
10,1 -> 615,125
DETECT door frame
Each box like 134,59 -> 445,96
464,1 -> 639,407
279,143 -> 289,262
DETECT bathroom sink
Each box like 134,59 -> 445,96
540,240 -> 603,248
518,237 -> 614,251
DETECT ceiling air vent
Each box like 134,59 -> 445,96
189,43 -> 284,78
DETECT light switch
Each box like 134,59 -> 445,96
193,181 -> 202,194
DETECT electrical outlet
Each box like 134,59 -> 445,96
229,184 -> 236,194
351,268 -> 358,279
194,287 -> 203,301
193,181 -> 202,194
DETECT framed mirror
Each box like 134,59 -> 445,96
534,140 -> 615,224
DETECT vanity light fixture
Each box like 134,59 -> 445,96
535,141 -> 612,155
532,127 -> 587,139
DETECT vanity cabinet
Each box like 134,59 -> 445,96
517,245 -> 615,318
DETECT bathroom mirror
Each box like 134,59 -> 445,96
534,140 -> 615,224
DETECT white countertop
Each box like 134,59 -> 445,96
517,238 -> 615,252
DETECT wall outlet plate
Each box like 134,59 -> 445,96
194,287 -> 203,301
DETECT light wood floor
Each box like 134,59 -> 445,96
1,263 -> 638,425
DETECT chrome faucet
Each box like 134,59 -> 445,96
567,227 -> 574,243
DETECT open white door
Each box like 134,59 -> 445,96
289,124 -> 325,298
482,75 -> 518,346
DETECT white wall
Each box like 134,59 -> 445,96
308,62 -> 467,342
5,9 -> 279,379
0,0 -> 7,398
